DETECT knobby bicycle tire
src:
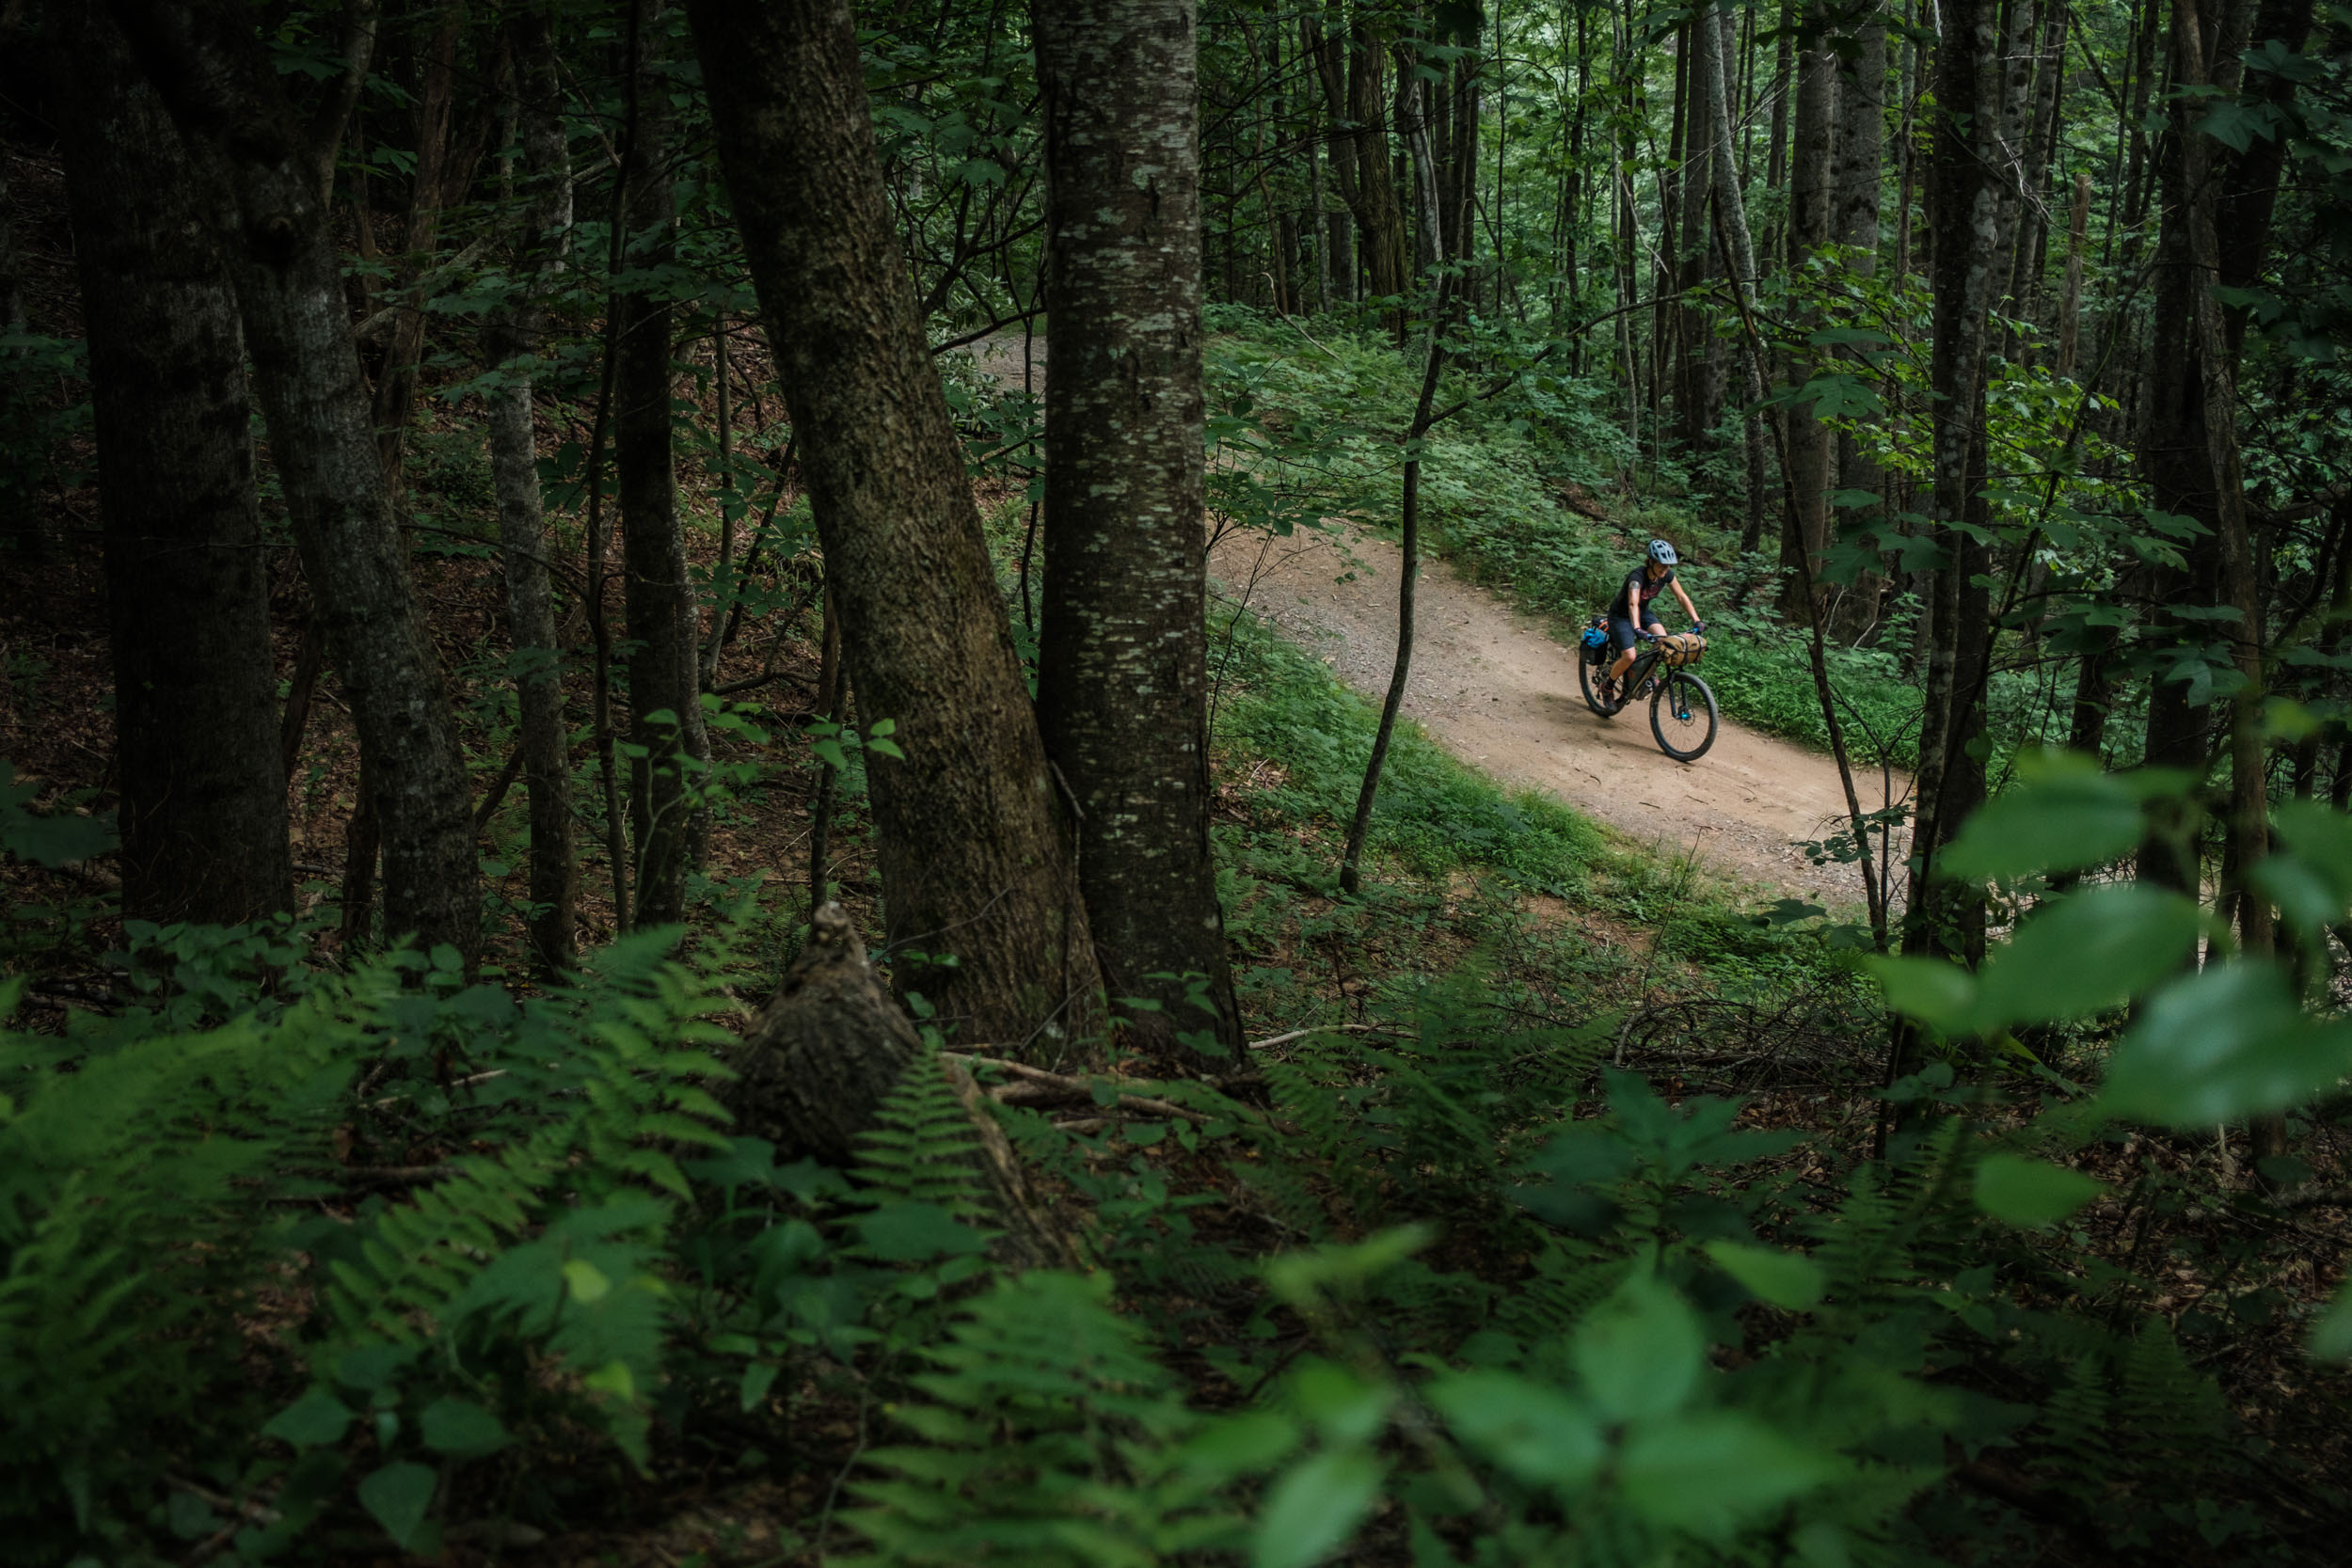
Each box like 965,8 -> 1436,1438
1578,643 -> 1613,717
1650,670 -> 1718,761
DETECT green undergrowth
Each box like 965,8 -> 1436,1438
1209,604 -> 1604,897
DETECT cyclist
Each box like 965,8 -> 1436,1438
1598,539 -> 1702,707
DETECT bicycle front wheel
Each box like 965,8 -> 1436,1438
1651,670 -> 1718,761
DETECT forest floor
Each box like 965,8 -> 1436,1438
1209,520 -> 1899,910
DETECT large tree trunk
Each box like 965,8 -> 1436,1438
1781,32 -> 1837,616
58,5 -> 291,927
1303,13 -> 1359,303
111,0 -> 481,969
1697,3 -> 1769,554
1032,0 -> 1241,1059
484,7 -> 576,974
618,0 -> 709,927
1832,4 -> 1888,621
1675,21 -> 1723,450
1341,17 -> 1410,313
687,0 -> 1104,1058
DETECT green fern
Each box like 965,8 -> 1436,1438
836,1269 -> 1239,1567
852,1051 -> 993,1216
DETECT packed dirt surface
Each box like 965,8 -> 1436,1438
1211,524 -> 1903,910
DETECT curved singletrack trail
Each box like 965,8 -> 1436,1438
1211,524 -> 1901,908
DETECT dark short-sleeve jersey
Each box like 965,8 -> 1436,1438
1611,565 -> 1675,621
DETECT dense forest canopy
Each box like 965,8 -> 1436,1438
3,0 -> 2352,1562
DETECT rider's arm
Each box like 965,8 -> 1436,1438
1672,579 -> 1700,625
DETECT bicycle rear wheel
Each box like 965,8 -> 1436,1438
1650,670 -> 1718,761
1578,644 -> 1613,717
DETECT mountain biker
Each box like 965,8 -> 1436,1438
1598,539 -> 1702,707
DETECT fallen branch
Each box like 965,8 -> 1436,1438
1246,1022 -> 1399,1051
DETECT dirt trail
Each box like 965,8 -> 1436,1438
962,333 -> 1892,906
1212,525 -> 1899,908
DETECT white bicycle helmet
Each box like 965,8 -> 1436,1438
1647,538 -> 1678,566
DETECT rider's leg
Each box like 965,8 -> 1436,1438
1605,616 -> 1639,681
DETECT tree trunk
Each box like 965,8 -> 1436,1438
2057,169 -> 2090,379
58,5 -> 291,927
112,0 -> 481,969
1833,1 -> 1888,610
1698,3 -> 1769,553
1347,20 -> 1412,314
725,903 -> 1085,1271
1782,33 -> 1837,614
369,1 -> 465,493
688,0 -> 1104,1058
618,0 -> 709,928
1032,0 -> 1242,1060
1340,281 -> 1454,895
1303,13 -> 1359,303
484,6 -> 576,974
1901,0 -> 2013,960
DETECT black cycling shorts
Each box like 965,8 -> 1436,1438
1607,614 -> 1659,656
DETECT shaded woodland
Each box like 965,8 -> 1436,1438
3,0 -> 2352,1563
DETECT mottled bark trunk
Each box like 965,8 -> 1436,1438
1782,36 -> 1836,616
1676,24 -> 1723,449
1304,13 -> 1359,302
485,7 -> 576,974
59,6 -> 291,927
688,0 -> 1104,1058
1698,4 -> 1769,553
1341,20 -> 1410,310
1396,52 -> 1445,285
112,0 -> 480,968
1903,0 -> 2006,953
618,0 -> 708,928
1833,3 -> 1888,603
1032,0 -> 1240,1059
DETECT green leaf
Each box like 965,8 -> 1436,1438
740,1361 -> 782,1413
1572,1273 -> 1702,1422
1863,955 -> 1978,1034
563,1259 -> 612,1304
2312,1280 -> 2352,1362
1253,1447 -> 1384,1568
855,1201 -> 989,1261
1973,1153 -> 2106,1227
1424,1370 -> 1604,1486
418,1397 -> 509,1459
333,1343 -> 418,1393
1939,764 -> 2145,881
1178,1410 -> 1302,1484
1620,1413 -> 1831,1540
1970,884 -> 2201,1029
2100,963 -> 2352,1127
1289,1358 -> 1391,1445
262,1387 -> 356,1449
1702,1241 -> 1826,1308
358,1462 -> 438,1550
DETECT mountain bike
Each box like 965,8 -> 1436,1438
1577,617 -> 1720,762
